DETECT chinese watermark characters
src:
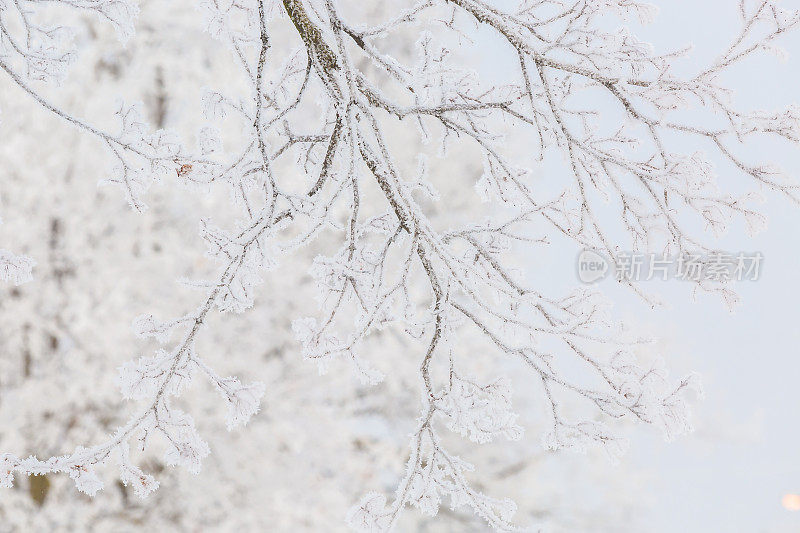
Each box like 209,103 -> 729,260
577,250 -> 763,283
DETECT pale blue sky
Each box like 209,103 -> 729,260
478,1 -> 800,531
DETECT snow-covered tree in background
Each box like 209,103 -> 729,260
1,0 -> 798,530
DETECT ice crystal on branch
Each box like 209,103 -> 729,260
118,443 -> 159,498
132,314 -> 182,344
346,492 -> 392,532
1,0 -> 798,530
438,374 -> 524,444
194,357 -> 267,430
0,454 -> 15,488
160,407 -> 211,475
68,461 -> 104,496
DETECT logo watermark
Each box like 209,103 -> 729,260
577,249 -> 610,283
576,250 -> 763,284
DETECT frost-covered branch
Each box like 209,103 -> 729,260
1,0 -> 798,530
